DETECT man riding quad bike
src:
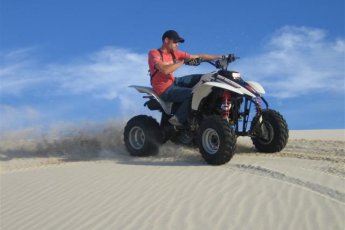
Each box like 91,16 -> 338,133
124,53 -> 289,165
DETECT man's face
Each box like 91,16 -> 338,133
164,38 -> 180,51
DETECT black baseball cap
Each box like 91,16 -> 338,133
162,30 -> 185,43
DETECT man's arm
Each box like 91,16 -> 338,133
190,54 -> 222,61
155,60 -> 184,75
152,52 -> 222,74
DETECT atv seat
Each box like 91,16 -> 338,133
129,85 -> 173,114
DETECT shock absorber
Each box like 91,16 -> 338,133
221,90 -> 231,120
254,97 -> 263,123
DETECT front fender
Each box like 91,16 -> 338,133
191,82 -> 244,111
246,81 -> 265,95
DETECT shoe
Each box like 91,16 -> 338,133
168,115 -> 183,126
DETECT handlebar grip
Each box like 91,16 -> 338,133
184,58 -> 202,66
226,54 -> 240,62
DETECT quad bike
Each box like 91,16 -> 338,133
124,54 -> 289,165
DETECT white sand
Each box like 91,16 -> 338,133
289,129 -> 344,141
1,129 -> 344,230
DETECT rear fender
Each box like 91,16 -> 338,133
129,85 -> 173,114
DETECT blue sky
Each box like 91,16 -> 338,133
0,0 -> 344,132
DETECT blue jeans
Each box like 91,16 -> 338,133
160,74 -> 202,123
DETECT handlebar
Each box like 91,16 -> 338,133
184,54 -> 239,70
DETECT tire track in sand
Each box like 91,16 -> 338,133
227,164 -> 345,203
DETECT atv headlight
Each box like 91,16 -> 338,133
232,72 -> 241,79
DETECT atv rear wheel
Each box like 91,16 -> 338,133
124,115 -> 161,156
251,109 -> 289,153
197,115 -> 236,165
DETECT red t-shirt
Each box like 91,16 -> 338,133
148,49 -> 191,95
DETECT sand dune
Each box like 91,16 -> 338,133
0,128 -> 344,229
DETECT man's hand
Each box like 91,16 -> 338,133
184,58 -> 201,66
223,54 -> 239,62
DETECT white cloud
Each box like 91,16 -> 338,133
234,26 -> 345,98
0,47 -> 150,98
0,47 -> 160,130
0,47 -> 155,120
0,105 -> 42,131
50,47 -> 149,98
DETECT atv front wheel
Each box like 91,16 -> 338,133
251,109 -> 289,153
197,115 -> 236,165
124,115 -> 161,156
